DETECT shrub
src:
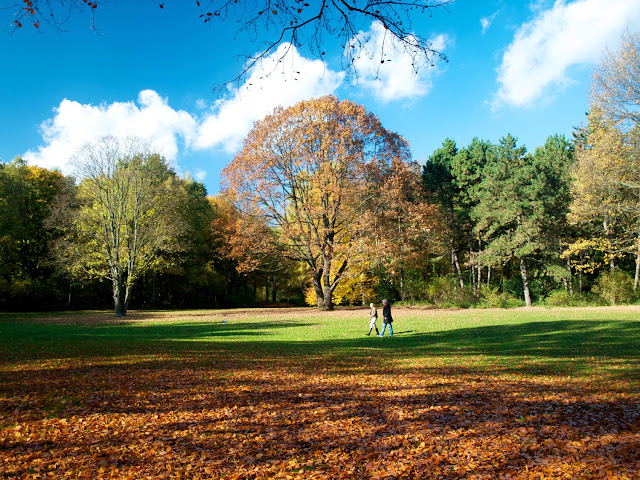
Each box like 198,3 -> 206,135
426,277 -> 477,308
543,290 -> 606,307
592,270 -> 635,305
475,286 -> 523,309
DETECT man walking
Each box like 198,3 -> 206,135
379,299 -> 393,337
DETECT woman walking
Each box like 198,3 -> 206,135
367,303 -> 379,336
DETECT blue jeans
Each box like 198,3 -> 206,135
380,323 -> 393,336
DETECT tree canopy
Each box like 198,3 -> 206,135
222,95 -> 429,309
49,137 -> 188,316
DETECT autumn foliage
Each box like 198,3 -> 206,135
222,96 -> 434,310
1,307 -> 639,479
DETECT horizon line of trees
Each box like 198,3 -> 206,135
1,120 -> 637,313
1,33 -> 639,313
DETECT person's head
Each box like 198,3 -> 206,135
382,299 -> 388,305
370,303 -> 374,308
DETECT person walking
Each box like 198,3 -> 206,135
366,302 -> 379,336
379,299 -> 393,337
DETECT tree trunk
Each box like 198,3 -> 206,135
469,247 -> 475,290
520,257 -> 532,307
451,245 -> 464,288
578,252 -> 585,294
321,263 -> 336,310
123,282 -> 131,316
321,290 -> 334,310
603,218 -> 616,270
271,277 -> 277,302
312,270 -> 324,309
487,266 -> 491,286
152,272 -> 158,307
634,238 -> 640,292
113,274 -> 125,317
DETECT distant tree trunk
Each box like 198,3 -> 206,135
487,266 -> 491,286
520,257 -> 532,307
603,218 -> 616,270
634,238 -> 640,292
469,247 -> 475,291
451,245 -> 464,288
579,253 -> 584,294
152,272 -> 158,307
124,282 -> 131,315
271,277 -> 277,302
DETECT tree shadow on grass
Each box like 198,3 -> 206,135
0,320 -> 317,364
2,316 -> 640,478
2,317 -> 639,376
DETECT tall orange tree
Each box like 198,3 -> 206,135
222,95 -> 411,310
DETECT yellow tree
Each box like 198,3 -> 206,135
222,95 -> 411,310
568,109 -> 640,288
593,33 -> 640,290
576,32 -> 640,288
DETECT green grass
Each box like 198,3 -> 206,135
1,306 -> 639,381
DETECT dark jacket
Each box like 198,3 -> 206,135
383,303 -> 393,323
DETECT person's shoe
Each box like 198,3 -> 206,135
366,333 -> 370,336
378,334 -> 383,337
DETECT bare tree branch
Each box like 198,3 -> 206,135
2,0 -> 451,90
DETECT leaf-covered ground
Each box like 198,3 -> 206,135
1,306 -> 639,479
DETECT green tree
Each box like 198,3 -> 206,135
449,138 -> 495,289
0,157 -> 66,308
423,138 -> 465,287
53,137 -> 187,316
472,134 -> 571,306
531,135 -> 575,291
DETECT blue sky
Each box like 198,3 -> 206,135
2,0 -> 640,195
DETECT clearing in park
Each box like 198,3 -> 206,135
1,306 -> 639,479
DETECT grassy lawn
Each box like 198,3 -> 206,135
1,306 -> 639,479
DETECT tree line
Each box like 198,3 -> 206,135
1,33 -> 639,313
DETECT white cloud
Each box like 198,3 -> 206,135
193,169 -> 207,182
494,0 -> 640,109
481,10 -> 500,34
193,43 -> 344,153
24,44 -> 345,176
24,90 -> 197,173
349,22 -> 448,103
